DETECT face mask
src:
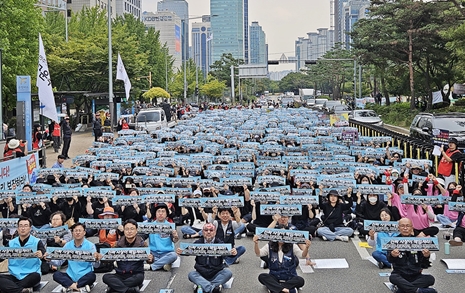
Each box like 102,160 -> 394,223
125,184 -> 132,188
368,197 -> 377,203
361,181 -> 369,184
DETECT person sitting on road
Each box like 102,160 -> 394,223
388,218 -> 436,293
253,233 -> 311,293
367,208 -> 398,269
0,216 -> 45,293
317,189 -> 354,242
52,222 -> 101,293
148,203 -> 179,271
177,223 -> 236,293
102,219 -> 154,293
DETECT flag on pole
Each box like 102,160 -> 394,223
116,53 -> 131,100
37,33 -> 58,122
206,33 -> 213,42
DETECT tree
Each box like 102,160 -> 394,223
169,59 -> 198,101
142,87 -> 170,104
278,72 -> 312,94
200,79 -> 226,101
0,0 -> 45,112
209,53 -> 244,87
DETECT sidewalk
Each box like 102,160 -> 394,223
44,131 -> 95,168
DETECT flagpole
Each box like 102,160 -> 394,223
108,0 -> 114,132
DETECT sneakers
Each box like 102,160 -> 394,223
235,234 -> 241,239
21,288 -> 33,293
322,236 -> 328,241
61,288 -> 72,293
233,257 -> 240,264
378,261 -> 385,269
163,264 -> 172,271
417,288 -> 437,293
84,284 -> 94,292
212,285 -> 223,293
336,235 -> 349,242
449,239 -> 463,246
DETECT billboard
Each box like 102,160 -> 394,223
175,25 -> 181,53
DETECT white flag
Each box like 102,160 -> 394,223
206,33 -> 213,42
116,53 -> 131,100
37,33 -> 58,122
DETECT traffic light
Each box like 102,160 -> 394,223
195,87 -> 199,96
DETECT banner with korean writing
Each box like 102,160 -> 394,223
0,153 -> 39,190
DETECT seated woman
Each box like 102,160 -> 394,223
317,189 -> 354,242
367,208 -> 398,269
47,211 -> 73,272
253,234 -> 311,293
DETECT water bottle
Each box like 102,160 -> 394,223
445,242 -> 450,255
197,286 -> 203,293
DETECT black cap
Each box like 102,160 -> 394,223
327,189 -> 340,197
449,138 -> 458,145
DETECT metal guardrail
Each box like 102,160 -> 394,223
349,119 -> 462,184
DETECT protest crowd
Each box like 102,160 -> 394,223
0,106 -> 464,293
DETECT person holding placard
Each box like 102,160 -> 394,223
148,203 -> 179,271
316,189 -> 354,242
97,207 -> 122,248
387,218 -> 436,293
46,211 -> 72,272
210,207 -> 246,266
367,208 -> 398,269
178,223 -> 236,293
102,219 -> 154,293
437,138 -> 462,187
0,216 -> 45,293
253,233 -> 310,293
52,222 -> 101,293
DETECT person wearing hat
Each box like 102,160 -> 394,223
97,207 -> 122,248
3,139 -> 26,160
148,203 -> 179,271
60,117 -> 72,159
52,155 -> 66,168
438,137 -> 462,187
316,189 -> 354,242
102,219 -> 154,293
177,223 -> 236,293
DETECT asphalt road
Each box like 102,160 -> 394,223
36,130 -> 464,293
31,229 -> 465,293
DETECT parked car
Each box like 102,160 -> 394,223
324,100 -> 342,112
132,108 -> 176,132
332,105 -> 352,115
410,112 -> 465,146
349,110 -> 383,126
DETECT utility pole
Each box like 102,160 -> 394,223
230,65 -> 235,105
108,0 -> 114,131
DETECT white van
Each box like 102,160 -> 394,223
133,108 -> 175,132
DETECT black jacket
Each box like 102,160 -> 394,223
387,235 -> 431,276
193,237 -> 226,280
115,235 -> 146,275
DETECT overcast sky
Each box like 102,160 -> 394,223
142,0 -> 331,71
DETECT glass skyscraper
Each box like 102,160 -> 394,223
249,21 -> 266,64
211,0 -> 245,63
157,0 -> 189,60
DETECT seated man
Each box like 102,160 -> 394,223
0,216 -> 45,293
210,207 -> 246,265
388,218 -> 436,293
177,223 -> 236,293
102,219 -> 154,293
53,222 -> 101,292
148,203 -> 179,271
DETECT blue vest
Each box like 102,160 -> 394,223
268,244 -> 298,281
9,235 -> 41,280
64,239 -> 96,282
149,220 -> 174,253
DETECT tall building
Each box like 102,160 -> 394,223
210,0 -> 245,63
333,0 -> 348,46
341,0 -> 370,49
295,28 -> 334,71
142,11 -> 182,69
243,0 -> 249,64
191,16 -> 212,77
157,0 -> 189,61
65,0 -> 140,19
249,21 -> 267,64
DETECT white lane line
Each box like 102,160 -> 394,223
352,236 -> 371,259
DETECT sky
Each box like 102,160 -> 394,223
142,0 -> 331,71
